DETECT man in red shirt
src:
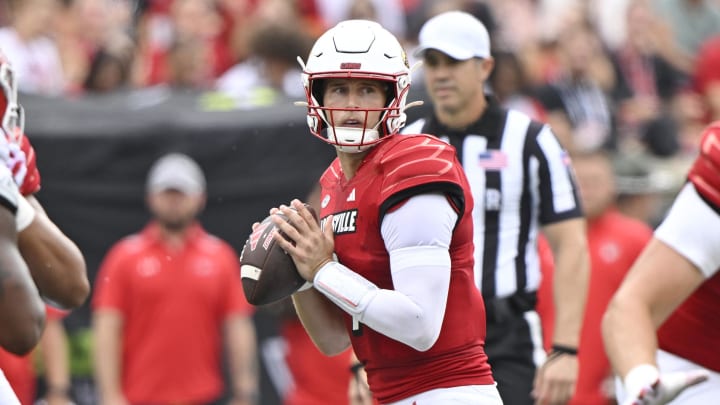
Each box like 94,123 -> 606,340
603,121 -> 720,404
267,20 -> 500,404
92,153 -> 257,405
537,150 -> 653,405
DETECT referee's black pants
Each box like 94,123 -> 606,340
484,292 -> 543,405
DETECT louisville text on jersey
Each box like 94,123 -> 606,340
321,209 -> 358,235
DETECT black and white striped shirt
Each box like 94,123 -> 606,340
403,98 -> 582,300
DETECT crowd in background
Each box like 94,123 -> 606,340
2,0 -> 720,404
2,0 -> 720,219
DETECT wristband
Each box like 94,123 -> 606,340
15,193 -> 34,231
350,362 -> 365,376
550,344 -> 578,356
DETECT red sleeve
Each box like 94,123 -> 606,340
18,132 -> 41,196
688,122 -> 720,209
379,135 -> 467,209
219,242 -> 254,317
91,242 -> 131,313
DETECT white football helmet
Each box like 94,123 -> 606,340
299,20 -> 413,153
0,50 -> 23,142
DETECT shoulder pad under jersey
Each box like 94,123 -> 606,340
378,135 -> 464,199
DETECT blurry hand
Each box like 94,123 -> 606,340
622,364 -> 709,405
533,353 -> 578,405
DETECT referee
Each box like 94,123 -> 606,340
404,11 -> 590,405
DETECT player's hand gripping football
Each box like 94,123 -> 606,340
622,364 -> 709,405
271,199 -> 335,282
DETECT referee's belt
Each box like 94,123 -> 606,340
484,291 -> 537,324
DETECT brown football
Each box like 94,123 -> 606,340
239,206 -> 316,305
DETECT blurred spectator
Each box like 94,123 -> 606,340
52,0 -> 135,94
534,19 -> 619,153
537,150 -> 654,405
92,153 -> 258,405
485,0 -> 539,52
0,0 -> 65,95
83,47 -> 134,93
133,0 -> 225,87
166,37 -> 213,89
315,0 -> 406,38
651,0 -> 720,63
489,50 -> 547,122
613,153 -> 677,227
609,0 -> 686,157
0,307 -> 71,405
692,34 -> 720,124
215,23 -> 312,108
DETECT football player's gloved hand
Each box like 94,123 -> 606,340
623,364 -> 709,405
17,130 -> 40,196
0,130 -> 27,189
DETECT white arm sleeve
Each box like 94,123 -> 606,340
655,183 -> 720,278
313,193 -> 457,351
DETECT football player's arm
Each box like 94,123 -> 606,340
18,195 -> 89,309
603,183 -> 719,402
280,193 -> 454,352
288,182 -> 351,355
0,202 -> 46,354
292,288 -> 351,355
0,165 -> 46,355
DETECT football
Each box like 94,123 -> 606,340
239,206 -> 317,305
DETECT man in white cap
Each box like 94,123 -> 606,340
404,10 -> 590,405
92,153 -> 258,405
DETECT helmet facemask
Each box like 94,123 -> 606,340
297,20 -> 416,153
0,59 -> 24,142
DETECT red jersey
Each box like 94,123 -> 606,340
537,209 -> 653,405
282,319 -> 352,405
92,222 -> 253,404
318,134 -> 493,403
657,122 -> 720,372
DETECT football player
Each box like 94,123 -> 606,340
267,20 -> 502,404
0,50 -> 88,310
0,52 -> 46,405
602,121 -> 720,405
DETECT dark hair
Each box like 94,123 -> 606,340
83,49 -> 133,93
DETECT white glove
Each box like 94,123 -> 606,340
0,134 -> 26,187
623,364 -> 709,405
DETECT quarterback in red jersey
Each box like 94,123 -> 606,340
266,20 -> 501,404
603,121 -> 720,405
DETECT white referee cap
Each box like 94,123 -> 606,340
414,11 -> 491,60
147,153 -> 206,195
